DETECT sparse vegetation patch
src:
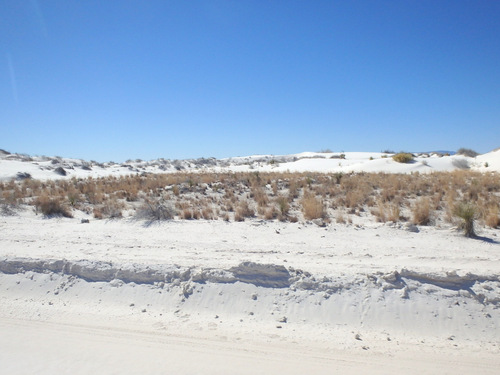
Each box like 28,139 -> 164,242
392,153 -> 414,164
0,169 -> 498,232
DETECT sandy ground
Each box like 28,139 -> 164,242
1,210 -> 499,374
1,316 -> 498,375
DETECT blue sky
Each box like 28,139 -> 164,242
1,1 -> 499,161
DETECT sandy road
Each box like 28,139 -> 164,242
0,317 -> 498,375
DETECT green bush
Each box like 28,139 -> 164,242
453,202 -> 476,237
392,152 -> 414,163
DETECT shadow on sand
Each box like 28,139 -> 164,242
472,235 -> 499,244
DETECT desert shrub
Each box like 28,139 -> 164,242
345,189 -> 366,208
412,197 -> 432,225
484,205 -> 500,228
333,172 -> 343,184
35,195 -> 72,218
392,153 -> 414,163
330,153 -> 345,159
275,196 -> 290,217
456,148 -> 479,157
301,193 -> 325,220
135,198 -> 176,221
373,202 -> 400,223
93,207 -> 103,219
453,202 -> 476,237
99,199 -> 124,218
235,200 -> 254,221
180,207 -> 201,220
271,180 -> 278,195
264,207 -> 277,220
234,210 -> 244,222
201,207 -> 215,220
452,158 -> 470,170
288,180 -> 299,200
252,186 -> 269,207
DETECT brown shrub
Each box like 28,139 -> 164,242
288,180 -> 299,200
345,189 -> 366,208
35,195 -> 72,218
484,205 -> 500,228
373,202 -> 400,222
412,197 -> 432,225
181,208 -> 193,220
99,199 -> 124,218
301,193 -> 325,220
264,207 -> 277,220
235,200 -> 254,220
234,211 -> 244,222
392,152 -> 414,163
93,207 -> 103,219
201,207 -> 215,220
252,187 -> 269,208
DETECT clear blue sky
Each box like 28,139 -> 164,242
1,1 -> 499,161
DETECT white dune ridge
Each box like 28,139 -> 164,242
1,148 -> 500,181
0,148 -> 499,374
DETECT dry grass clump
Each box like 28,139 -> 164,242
392,153 -> 414,163
235,200 -> 254,222
252,186 -> 269,208
181,208 -> 201,220
412,197 -> 432,225
373,202 -> 400,223
483,204 -> 500,228
35,195 -> 72,218
95,199 -> 125,219
301,192 -> 325,220
263,207 -> 277,220
201,206 -> 215,220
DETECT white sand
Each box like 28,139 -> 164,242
2,149 -> 500,182
1,210 -> 499,374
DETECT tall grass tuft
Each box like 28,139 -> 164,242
301,193 -> 325,220
412,197 -> 431,225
